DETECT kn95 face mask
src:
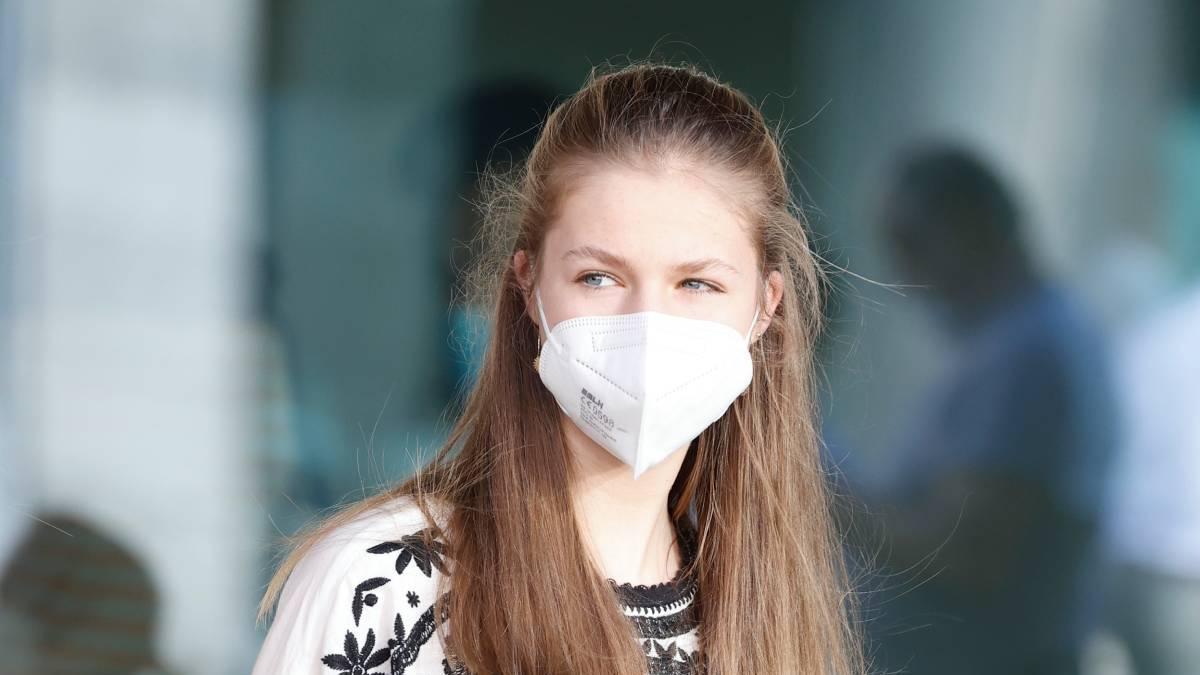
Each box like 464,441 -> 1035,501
533,287 -> 759,479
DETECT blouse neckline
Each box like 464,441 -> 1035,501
605,517 -> 700,610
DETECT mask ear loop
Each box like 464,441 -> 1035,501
746,278 -> 771,345
534,287 -> 559,352
744,305 -> 762,346
738,304 -> 763,400
531,287 -> 545,373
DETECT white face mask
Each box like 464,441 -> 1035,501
533,287 -> 759,479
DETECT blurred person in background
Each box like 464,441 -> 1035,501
0,513 -> 170,674
852,144 -> 1118,675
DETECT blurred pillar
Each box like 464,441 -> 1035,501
2,1 -> 260,672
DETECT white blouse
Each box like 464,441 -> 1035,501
252,497 -> 703,674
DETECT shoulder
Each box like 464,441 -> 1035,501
253,495 -> 465,674
294,495 -> 451,592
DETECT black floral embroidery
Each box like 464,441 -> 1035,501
653,639 -> 678,661
677,647 -> 698,670
318,519 -> 704,675
646,638 -> 700,675
442,655 -> 469,674
318,530 -> 454,673
321,628 -> 390,675
387,603 -> 442,673
352,577 -> 390,626
367,527 -> 449,577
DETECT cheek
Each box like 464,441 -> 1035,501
556,290 -> 604,319
535,281 -> 593,330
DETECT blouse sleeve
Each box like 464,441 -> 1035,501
251,516 -> 457,675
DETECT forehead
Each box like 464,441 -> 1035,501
544,164 -> 757,266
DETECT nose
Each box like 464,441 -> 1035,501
620,286 -> 672,316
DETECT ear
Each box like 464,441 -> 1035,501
512,250 -> 540,333
752,269 -> 785,342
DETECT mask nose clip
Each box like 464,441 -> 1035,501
539,286 -> 761,347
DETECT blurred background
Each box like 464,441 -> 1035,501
0,1 -> 1196,673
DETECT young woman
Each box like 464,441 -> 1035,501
253,61 -> 864,675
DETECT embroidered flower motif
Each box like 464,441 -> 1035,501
323,523 -> 702,674
351,577 -> 390,626
367,528 -> 449,578
387,605 -> 441,672
320,628 -> 390,675
676,646 -> 698,668
651,639 -> 678,661
644,638 -> 702,674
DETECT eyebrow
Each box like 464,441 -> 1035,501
561,245 -> 740,277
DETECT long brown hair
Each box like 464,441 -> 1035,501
258,60 -> 865,675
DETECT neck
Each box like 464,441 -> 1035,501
562,412 -> 689,587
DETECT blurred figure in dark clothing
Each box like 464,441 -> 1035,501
855,144 -> 1119,675
0,513 -> 170,674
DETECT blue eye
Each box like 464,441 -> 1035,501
681,279 -> 719,293
579,272 -> 617,290
576,273 -> 720,293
